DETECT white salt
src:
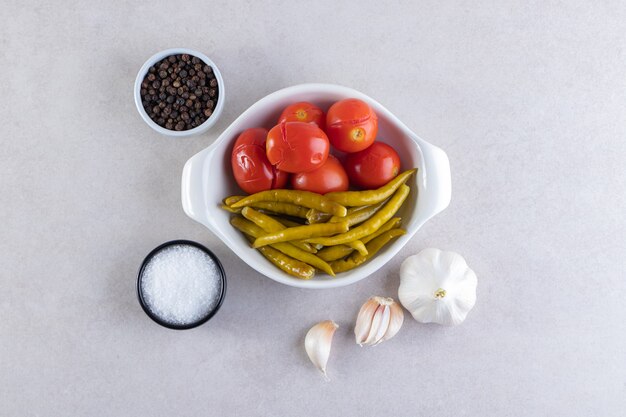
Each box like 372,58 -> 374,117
140,244 -> 223,325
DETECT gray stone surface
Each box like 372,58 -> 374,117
1,1 -> 625,415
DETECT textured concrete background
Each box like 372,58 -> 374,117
1,1 -> 625,415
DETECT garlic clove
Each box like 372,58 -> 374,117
354,298 -> 380,346
382,300 -> 404,342
305,320 -> 338,380
355,296 -> 404,346
366,304 -> 391,345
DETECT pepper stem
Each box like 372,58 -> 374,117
434,288 -> 446,299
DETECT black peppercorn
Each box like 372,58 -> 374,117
140,53 -> 219,131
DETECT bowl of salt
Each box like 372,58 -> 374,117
137,240 -> 226,330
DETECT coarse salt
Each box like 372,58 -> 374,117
140,244 -> 223,325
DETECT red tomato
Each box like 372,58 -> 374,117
278,102 -> 325,129
231,128 -> 289,194
266,122 -> 329,173
291,155 -> 349,194
326,98 -> 378,153
344,142 -> 401,189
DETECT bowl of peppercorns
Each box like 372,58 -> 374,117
134,48 -> 224,136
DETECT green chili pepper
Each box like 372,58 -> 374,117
324,169 -> 416,206
305,185 -> 410,246
231,189 -> 347,217
233,217 -> 333,275
223,195 -> 245,206
220,204 -> 241,214
317,217 -> 402,262
268,216 -> 304,228
241,207 -> 316,253
345,240 -> 367,256
242,234 -> 315,280
361,217 -> 402,244
231,216 -> 265,237
316,245 -> 354,262
270,241 -> 335,276
329,199 -> 386,226
330,228 -> 406,274
246,201 -> 310,218
306,208 -> 333,224
241,207 -> 286,232
252,221 -> 349,248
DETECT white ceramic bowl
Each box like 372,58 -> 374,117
134,48 -> 225,137
181,84 -> 451,289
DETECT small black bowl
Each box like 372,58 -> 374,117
137,239 -> 227,330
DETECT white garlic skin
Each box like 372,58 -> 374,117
399,248 -> 477,326
305,320 -> 338,380
354,296 -> 404,346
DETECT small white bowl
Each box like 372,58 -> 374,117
133,48 -> 225,137
181,84 -> 451,289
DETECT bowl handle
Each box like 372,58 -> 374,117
419,141 -> 452,219
181,147 -> 213,228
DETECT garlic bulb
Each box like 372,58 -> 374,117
398,248 -> 477,326
354,296 -> 404,346
305,320 -> 338,380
